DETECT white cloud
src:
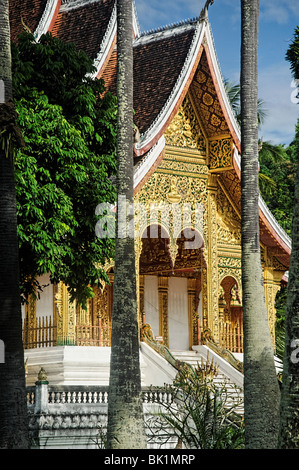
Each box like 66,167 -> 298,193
259,62 -> 299,145
260,0 -> 299,25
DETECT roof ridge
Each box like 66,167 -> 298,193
60,0 -> 100,11
137,17 -> 199,40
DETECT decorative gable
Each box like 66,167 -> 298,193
164,95 -> 206,152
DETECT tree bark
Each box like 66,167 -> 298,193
106,0 -> 146,449
278,121 -> 299,448
0,0 -> 29,449
240,0 -> 280,449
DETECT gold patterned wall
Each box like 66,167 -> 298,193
22,52 -> 286,352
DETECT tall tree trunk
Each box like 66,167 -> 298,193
278,28 -> 299,449
106,0 -> 146,449
240,0 -> 280,449
278,119 -> 299,446
0,0 -> 29,448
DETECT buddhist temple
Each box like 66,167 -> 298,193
10,0 -> 290,398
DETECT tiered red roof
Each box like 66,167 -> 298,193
8,0 -> 291,268
9,0 -> 49,41
51,0 -> 115,60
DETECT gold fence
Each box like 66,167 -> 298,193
218,320 -> 243,353
75,325 -> 111,347
23,316 -> 57,349
23,316 -> 111,348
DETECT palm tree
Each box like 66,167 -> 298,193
278,26 -> 299,448
106,0 -> 146,449
224,79 -> 267,126
0,0 -> 29,448
224,79 -> 279,197
240,0 -> 280,449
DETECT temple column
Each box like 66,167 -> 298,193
23,293 -> 37,348
139,275 -> 145,325
206,173 -> 219,341
158,276 -> 169,346
135,237 -> 143,335
263,267 -> 284,347
187,278 -> 200,348
55,282 -> 76,345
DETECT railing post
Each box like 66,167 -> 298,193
34,368 -> 49,414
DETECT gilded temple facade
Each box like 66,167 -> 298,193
12,0 -> 291,379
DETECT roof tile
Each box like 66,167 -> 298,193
10,0 -> 48,41
51,0 -> 115,60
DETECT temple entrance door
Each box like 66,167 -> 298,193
168,277 -> 189,350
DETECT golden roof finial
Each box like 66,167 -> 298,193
37,367 -> 47,382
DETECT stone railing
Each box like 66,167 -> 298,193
27,371 -> 174,449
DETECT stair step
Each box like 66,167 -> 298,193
171,349 -> 244,415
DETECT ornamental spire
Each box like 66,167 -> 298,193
199,0 -> 214,21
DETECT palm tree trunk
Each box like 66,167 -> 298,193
106,0 -> 146,449
240,0 -> 280,449
0,0 -> 29,448
278,120 -> 299,448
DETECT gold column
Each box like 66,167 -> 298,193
187,278 -> 199,348
263,267 -> 284,347
201,250 -> 208,330
23,293 -> 37,348
139,275 -> 145,325
135,237 -> 143,333
158,276 -> 169,347
55,282 -> 76,345
206,173 -> 219,340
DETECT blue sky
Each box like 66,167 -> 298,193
134,0 -> 299,146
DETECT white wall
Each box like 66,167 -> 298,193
36,273 -> 54,319
144,276 -> 159,337
168,277 -> 189,350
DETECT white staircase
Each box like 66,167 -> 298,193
171,347 -> 244,415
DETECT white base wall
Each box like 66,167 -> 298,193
25,344 -> 177,387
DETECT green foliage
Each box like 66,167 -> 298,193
146,363 -> 244,449
286,26 -> 299,82
224,78 -> 297,237
259,140 -> 296,236
12,33 -> 117,305
224,79 -> 267,126
275,286 -> 288,360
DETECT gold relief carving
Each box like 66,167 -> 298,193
135,171 -> 208,248
210,114 -> 221,127
167,177 -> 181,203
55,281 -> 76,345
139,275 -> 145,324
136,171 -> 207,209
134,237 -> 143,329
209,137 -> 233,171
187,278 -> 200,347
216,187 -> 241,245
168,237 -> 179,269
23,293 -> 37,348
196,70 -> 206,83
158,277 -> 169,347
159,156 -> 208,176
94,284 -> 111,347
190,54 -> 230,138
54,281 -> 64,318
200,249 -> 208,329
203,92 -> 214,106
263,267 -> 281,347
68,299 -> 76,345
206,179 -> 219,340
165,95 -> 206,151
218,256 -> 241,269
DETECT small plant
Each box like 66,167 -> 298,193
146,359 -> 244,449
